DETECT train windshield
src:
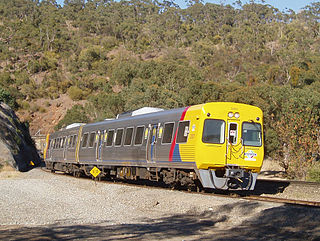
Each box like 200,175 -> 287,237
202,119 -> 225,144
242,122 -> 262,147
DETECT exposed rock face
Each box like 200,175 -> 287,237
0,102 -> 41,171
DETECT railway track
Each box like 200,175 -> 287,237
241,195 -> 320,207
41,167 -> 320,208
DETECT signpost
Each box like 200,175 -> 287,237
90,166 -> 101,178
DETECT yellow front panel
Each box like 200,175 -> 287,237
194,102 -> 264,172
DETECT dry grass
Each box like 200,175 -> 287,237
0,161 -> 20,179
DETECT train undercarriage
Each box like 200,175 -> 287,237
45,162 -> 256,191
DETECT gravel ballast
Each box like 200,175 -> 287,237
0,168 -> 319,240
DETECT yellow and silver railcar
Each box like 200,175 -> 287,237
44,102 -> 264,190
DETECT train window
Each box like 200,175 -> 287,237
88,132 -> 96,148
115,128 -> 124,146
104,130 -> 108,142
134,126 -> 145,145
57,138 -> 61,149
176,121 -> 190,143
162,122 -> 174,144
50,139 -> 55,149
242,122 -> 262,147
202,119 -> 225,144
228,123 -> 238,145
55,138 -> 59,149
72,135 -> 77,147
62,137 -> 66,148
124,127 -> 134,146
82,133 -> 89,148
106,130 -> 114,147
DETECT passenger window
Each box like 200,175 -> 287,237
115,128 -> 124,146
72,135 -> 77,147
88,132 -> 96,148
58,138 -> 62,148
162,122 -> 174,144
134,126 -> 144,145
82,133 -> 89,148
106,130 -> 114,147
55,138 -> 59,149
124,127 -> 134,146
61,138 -> 65,148
202,119 -> 225,144
176,121 -> 190,143
242,122 -> 262,147
57,138 -> 60,149
67,136 -> 71,147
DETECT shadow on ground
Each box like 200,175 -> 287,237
1,201 -> 319,241
248,179 -> 290,195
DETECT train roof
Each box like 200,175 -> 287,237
84,106 -> 185,128
51,102 -> 262,135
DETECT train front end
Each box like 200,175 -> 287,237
196,102 -> 264,190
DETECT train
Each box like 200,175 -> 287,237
44,102 -> 264,190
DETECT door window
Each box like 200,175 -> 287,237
228,123 -> 238,145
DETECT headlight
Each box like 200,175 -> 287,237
234,112 -> 240,118
228,112 -> 234,118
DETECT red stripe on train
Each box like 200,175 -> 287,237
168,106 -> 190,162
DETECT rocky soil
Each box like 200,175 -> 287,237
0,168 -> 319,240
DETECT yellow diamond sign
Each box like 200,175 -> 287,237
90,166 -> 101,178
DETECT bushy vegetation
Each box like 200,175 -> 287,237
1,0 -> 320,180
0,87 -> 17,110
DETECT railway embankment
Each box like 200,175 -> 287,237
0,103 -> 41,171
0,168 -> 319,240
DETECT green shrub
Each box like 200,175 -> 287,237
307,164 -> 320,183
102,36 -> 118,51
39,106 -> 47,113
67,86 -> 86,101
28,60 -> 42,74
19,100 -> 30,110
0,87 -> 17,109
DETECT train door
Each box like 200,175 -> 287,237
146,124 -> 158,162
95,130 -> 104,161
226,121 -> 242,165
